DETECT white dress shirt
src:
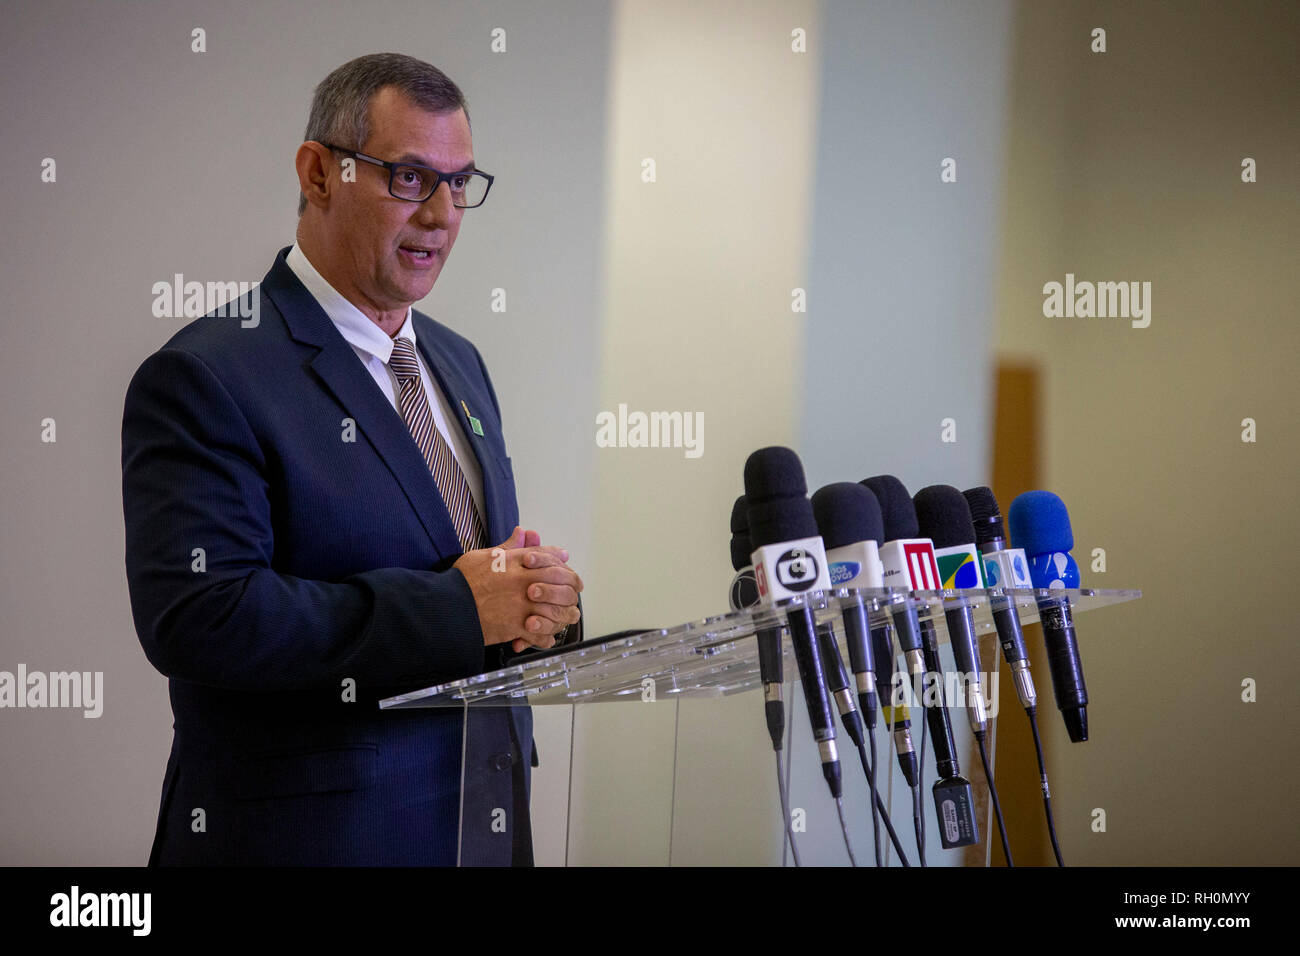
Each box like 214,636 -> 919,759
286,242 -> 486,526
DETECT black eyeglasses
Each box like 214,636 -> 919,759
320,143 -> 494,208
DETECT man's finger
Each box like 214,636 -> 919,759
520,546 -> 570,568
525,583 -> 578,607
523,566 -> 583,591
512,630 -> 558,654
526,602 -> 582,627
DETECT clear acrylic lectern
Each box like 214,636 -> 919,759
381,586 -> 1140,866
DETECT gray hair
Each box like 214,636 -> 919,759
297,53 -> 469,216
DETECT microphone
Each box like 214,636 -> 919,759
966,485 -> 1065,866
731,495 -> 783,752
861,476 -> 937,678
915,484 -> 1011,863
912,485 -> 992,736
744,448 -> 841,800
1008,491 -> 1090,743
810,483 -> 885,729
861,475 -> 939,790
863,476 -> 955,863
963,487 -> 1036,710
874,483 -> 972,851
812,482 -> 891,866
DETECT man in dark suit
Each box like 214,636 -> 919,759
121,53 -> 581,866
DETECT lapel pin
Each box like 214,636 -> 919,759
461,399 -> 484,437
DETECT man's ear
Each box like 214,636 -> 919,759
295,142 -> 335,212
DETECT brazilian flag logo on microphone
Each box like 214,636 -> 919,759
936,551 -> 981,589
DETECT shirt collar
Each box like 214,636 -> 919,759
286,241 -> 413,364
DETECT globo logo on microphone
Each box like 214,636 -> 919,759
775,548 -> 820,592
751,536 -> 831,603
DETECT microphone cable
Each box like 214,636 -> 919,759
915,679 -> 929,868
816,618 -> 912,866
974,728 -> 1014,866
835,796 -> 859,867
1027,706 -> 1065,865
866,723 -> 883,867
849,735 -> 911,865
774,748 -> 803,867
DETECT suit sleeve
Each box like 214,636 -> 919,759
121,346 -> 485,694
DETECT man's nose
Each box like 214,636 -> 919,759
417,181 -> 457,227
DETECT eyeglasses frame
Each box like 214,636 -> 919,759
319,142 -> 494,208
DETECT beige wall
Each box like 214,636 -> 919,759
568,0 -> 1015,866
570,0 -> 823,865
993,0 -> 1299,863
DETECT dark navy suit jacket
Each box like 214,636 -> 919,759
122,246 -> 532,865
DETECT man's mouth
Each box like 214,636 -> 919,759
399,245 -> 436,259
398,244 -> 441,267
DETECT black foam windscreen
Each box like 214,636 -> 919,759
747,497 -> 818,549
744,447 -> 818,548
962,486 -> 1005,548
743,446 -> 808,502
861,475 -> 919,540
730,495 -> 750,534
913,485 -> 977,549
730,495 -> 753,571
811,482 -> 884,550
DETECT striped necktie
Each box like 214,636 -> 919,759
387,336 -> 485,552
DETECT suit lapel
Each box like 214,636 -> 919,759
260,248 -> 464,560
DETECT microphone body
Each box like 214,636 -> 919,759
751,534 -> 838,776
862,476 -> 936,679
965,485 -> 1038,709
876,539 -> 938,677
731,496 -> 783,750
746,449 -> 842,795
979,544 -> 1037,709
825,540 -> 884,729
870,621 -> 918,786
1030,553 -> 1088,742
1009,491 -> 1091,743
932,542 -> 990,733
912,484 -> 1013,852
860,475 -> 941,792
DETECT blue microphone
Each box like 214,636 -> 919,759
1008,491 -> 1090,743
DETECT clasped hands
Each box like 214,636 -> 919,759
454,526 -> 583,654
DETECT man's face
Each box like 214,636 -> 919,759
327,87 -> 473,319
